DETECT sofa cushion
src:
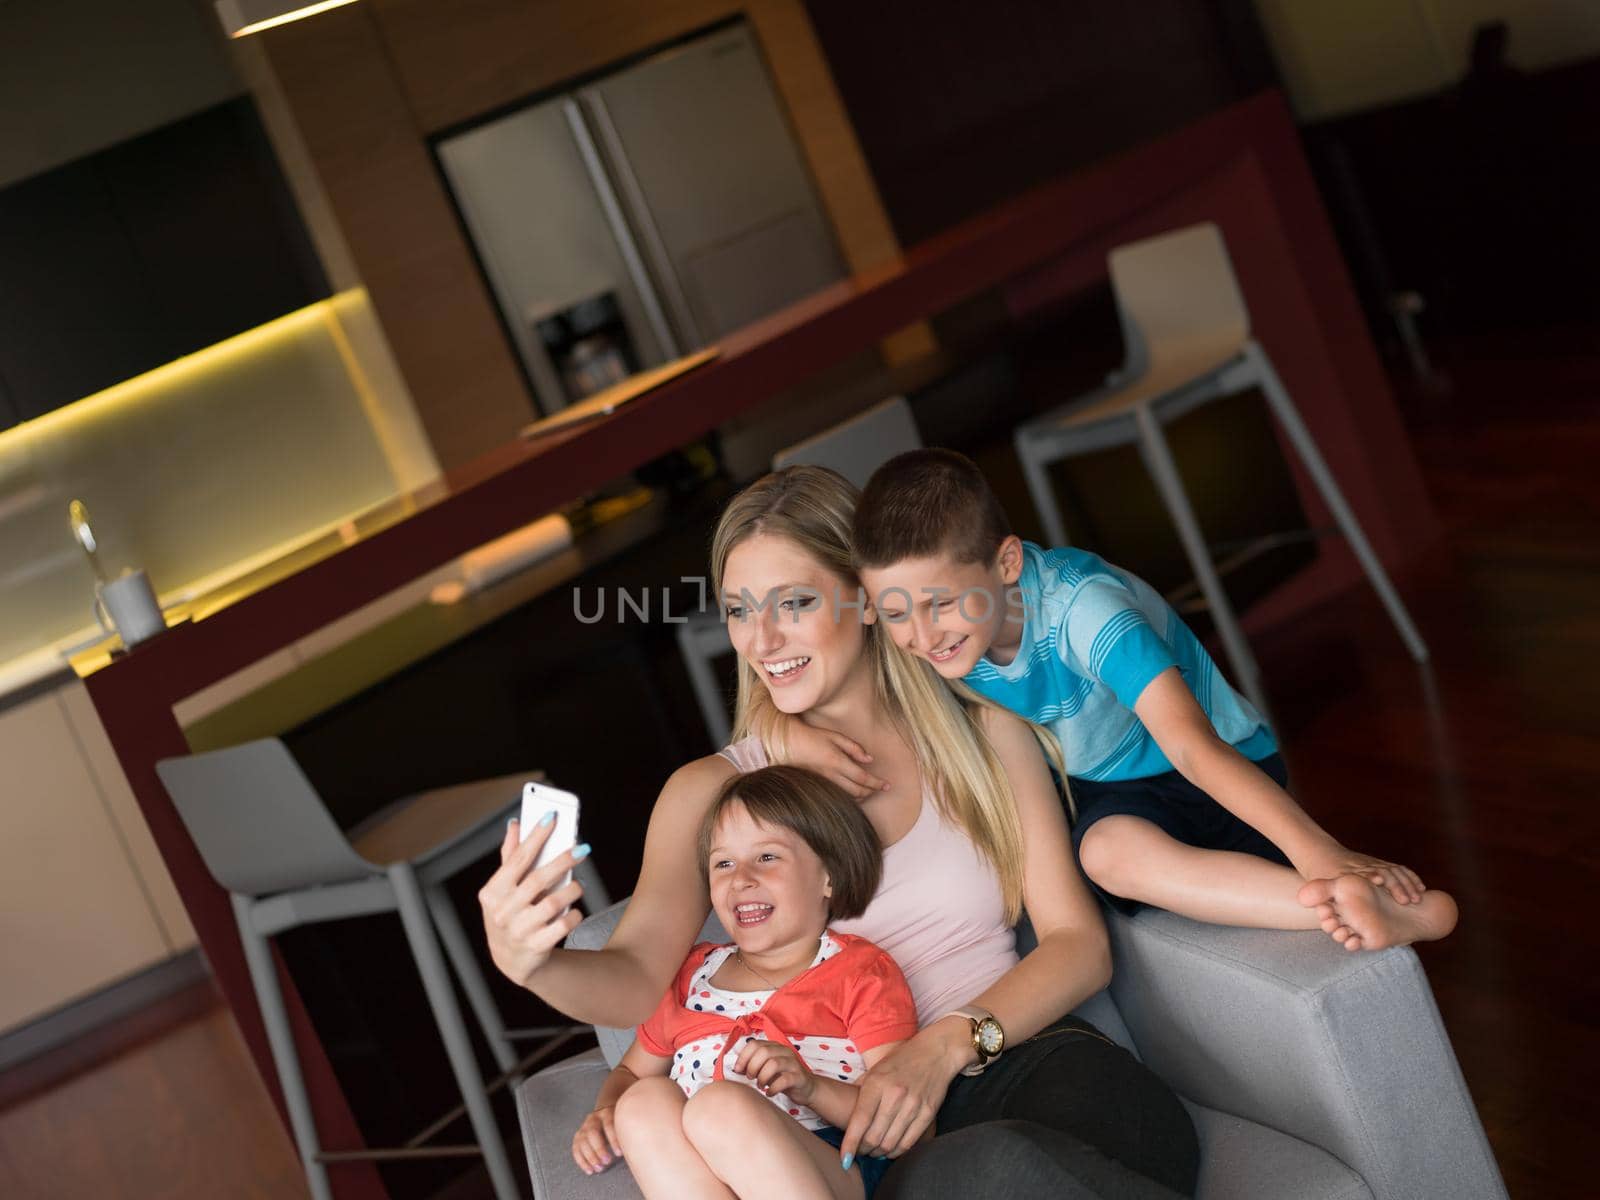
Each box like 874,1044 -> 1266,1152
1187,1100 -> 1373,1200
513,1050 -> 1372,1200
515,1048 -> 641,1200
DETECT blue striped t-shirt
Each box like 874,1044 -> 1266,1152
963,543 -> 1275,781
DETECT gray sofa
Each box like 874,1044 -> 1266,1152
513,901 -> 1506,1199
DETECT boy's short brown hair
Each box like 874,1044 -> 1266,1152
698,765 -> 881,920
853,448 -> 1013,568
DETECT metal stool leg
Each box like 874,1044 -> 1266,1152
390,864 -> 521,1200
1015,428 -> 1072,547
676,616 -> 733,747
1134,405 -> 1273,720
232,894 -> 334,1200
1247,342 -> 1430,663
424,884 -> 518,1076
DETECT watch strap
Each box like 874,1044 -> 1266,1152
937,1006 -> 1002,1075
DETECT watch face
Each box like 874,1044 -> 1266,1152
976,1018 -> 1004,1056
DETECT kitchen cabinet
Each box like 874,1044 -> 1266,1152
436,21 -> 842,415
58,680 -> 195,955
588,24 -> 844,342
0,682 -> 193,1034
96,101 -> 328,365
0,98 -> 327,429
0,158 -> 172,424
0,557 -> 471,1037
0,368 -> 18,427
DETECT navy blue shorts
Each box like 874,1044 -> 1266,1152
1069,753 -> 1294,914
811,1124 -> 890,1197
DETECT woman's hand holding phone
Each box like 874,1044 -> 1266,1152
478,813 -> 590,987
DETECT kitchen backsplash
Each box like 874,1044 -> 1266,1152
0,289 -> 437,672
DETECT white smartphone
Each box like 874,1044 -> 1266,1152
520,781 -> 582,888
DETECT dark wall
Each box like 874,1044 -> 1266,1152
805,0 -> 1277,245
0,98 -> 328,426
1301,53 -> 1600,339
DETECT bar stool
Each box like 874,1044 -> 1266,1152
1014,223 -> 1428,715
675,395 -> 923,744
157,737 -> 609,1200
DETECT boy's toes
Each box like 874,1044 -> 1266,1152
1319,913 -> 1343,934
1298,877 -> 1338,908
1324,913 -> 1366,951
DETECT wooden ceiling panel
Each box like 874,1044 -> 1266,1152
370,0 -> 740,133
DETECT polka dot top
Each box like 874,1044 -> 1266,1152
636,931 -> 918,1132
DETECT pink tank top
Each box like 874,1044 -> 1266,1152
719,737 -> 1017,1025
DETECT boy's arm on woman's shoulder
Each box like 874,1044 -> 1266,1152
751,703 -> 890,798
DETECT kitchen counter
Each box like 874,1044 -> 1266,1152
77,91 -> 1439,1192
174,485 -> 675,754
0,490 -> 438,712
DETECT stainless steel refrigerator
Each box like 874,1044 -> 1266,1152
437,22 -> 845,415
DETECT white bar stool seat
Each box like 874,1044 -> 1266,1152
1014,223 -> 1428,715
158,738 -> 609,1200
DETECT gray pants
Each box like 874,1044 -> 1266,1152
876,1016 -> 1198,1199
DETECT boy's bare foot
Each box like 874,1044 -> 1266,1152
1298,874 -> 1458,952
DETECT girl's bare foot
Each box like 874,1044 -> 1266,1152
1299,874 -> 1458,951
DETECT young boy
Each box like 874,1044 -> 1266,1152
826,448 -> 1455,951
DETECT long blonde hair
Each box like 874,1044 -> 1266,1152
710,465 -> 1057,923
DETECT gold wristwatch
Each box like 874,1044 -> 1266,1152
940,1005 -> 1005,1076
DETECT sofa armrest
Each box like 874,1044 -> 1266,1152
1105,907 -> 1505,1200
514,1047 -> 644,1200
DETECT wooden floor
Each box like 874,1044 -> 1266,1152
2,332 -> 1591,1199
0,986 -> 308,1199
1258,329 -> 1599,1200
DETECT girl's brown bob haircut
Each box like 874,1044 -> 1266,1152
698,765 -> 882,920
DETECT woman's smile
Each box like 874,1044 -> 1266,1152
762,655 -> 812,685
722,533 -> 875,715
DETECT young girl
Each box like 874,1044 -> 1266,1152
570,765 -> 918,1199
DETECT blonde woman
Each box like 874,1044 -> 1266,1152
480,467 -> 1197,1198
